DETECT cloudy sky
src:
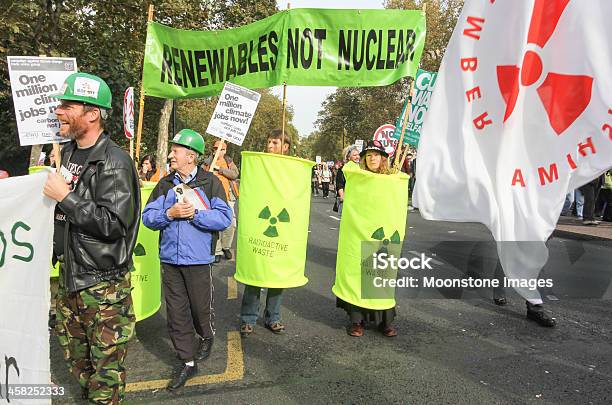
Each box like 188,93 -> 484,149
273,0 -> 385,137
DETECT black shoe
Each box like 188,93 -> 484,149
196,337 -> 213,361
214,255 -> 222,264
493,286 -> 507,306
526,303 -> 556,327
167,363 -> 198,391
222,248 -> 233,260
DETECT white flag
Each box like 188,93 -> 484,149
415,0 -> 612,301
0,171 -> 56,404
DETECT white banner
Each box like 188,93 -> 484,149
0,171 -> 56,404
354,139 -> 364,152
123,87 -> 135,139
415,0 -> 612,301
7,56 -> 77,146
206,82 -> 261,146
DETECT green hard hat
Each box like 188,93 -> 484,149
51,72 -> 112,109
170,129 -> 205,155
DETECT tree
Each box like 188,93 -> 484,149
0,0 -> 278,175
305,0 -> 464,161
385,0 -> 464,72
177,88 -> 299,168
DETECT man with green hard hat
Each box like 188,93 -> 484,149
43,72 -> 140,403
142,129 -> 233,390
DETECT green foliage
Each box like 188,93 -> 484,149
302,0 -> 463,161
177,88 -> 299,167
0,0 -> 278,175
385,0 -> 464,71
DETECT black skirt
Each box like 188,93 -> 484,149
336,297 -> 396,328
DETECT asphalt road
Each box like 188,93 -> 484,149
51,195 -> 612,404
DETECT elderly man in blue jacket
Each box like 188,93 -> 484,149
142,129 -> 232,391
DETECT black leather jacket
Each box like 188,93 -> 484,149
58,133 -> 140,292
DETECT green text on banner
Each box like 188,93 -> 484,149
406,69 -> 437,146
1,172 -> 55,391
143,8 -> 426,98
234,152 -> 314,288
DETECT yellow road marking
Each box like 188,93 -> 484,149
227,276 -> 238,300
125,331 -> 244,392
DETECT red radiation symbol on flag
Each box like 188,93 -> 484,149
496,0 -> 593,135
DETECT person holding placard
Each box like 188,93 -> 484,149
142,129 -> 233,390
43,72 -> 141,403
202,140 -> 240,263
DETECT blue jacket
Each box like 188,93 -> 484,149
142,167 -> 233,265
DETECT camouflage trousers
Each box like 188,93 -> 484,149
55,270 -> 135,404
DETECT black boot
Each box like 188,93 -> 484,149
526,302 -> 556,327
493,286 -> 507,306
222,248 -> 233,260
167,362 -> 198,391
196,337 -> 213,361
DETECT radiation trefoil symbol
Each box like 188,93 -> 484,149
259,206 -> 290,238
371,227 -> 401,254
496,0 -> 593,135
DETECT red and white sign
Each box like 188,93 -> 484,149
372,124 -> 397,156
415,0 -> 612,302
123,87 -> 135,139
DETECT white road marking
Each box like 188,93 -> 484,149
329,216 -> 341,221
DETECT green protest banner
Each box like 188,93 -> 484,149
392,68 -> 437,146
143,8 -> 426,98
406,69 -> 437,146
131,181 -> 162,321
332,162 -> 409,310
235,152 -> 314,288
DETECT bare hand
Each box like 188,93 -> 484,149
43,172 -> 70,202
167,202 -> 195,219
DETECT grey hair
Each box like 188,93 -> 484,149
344,145 -> 360,162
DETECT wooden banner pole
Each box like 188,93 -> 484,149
135,4 -> 155,164
399,142 -> 412,171
52,142 -> 61,174
209,139 -> 225,172
395,3 -> 426,171
393,79 -> 414,170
